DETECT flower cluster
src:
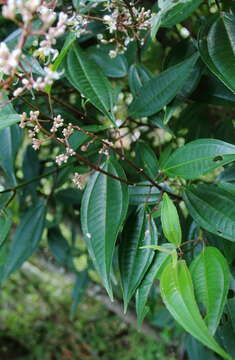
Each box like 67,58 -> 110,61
2,0 -> 41,23
72,172 -> 85,190
0,42 -> 21,75
1,1 -> 67,96
34,7 -> 68,61
100,1 -> 151,57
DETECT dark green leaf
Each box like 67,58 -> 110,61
48,227 -> 72,267
66,45 -> 116,125
119,207 -> 157,312
184,185 -> 235,241
134,140 -> 159,178
70,270 -> 89,320
81,158 -> 129,299
0,210 -> 12,247
190,247 -> 230,334
128,182 -> 161,206
1,201 -> 46,282
161,139 -> 235,179
88,45 -> 128,78
135,244 -> 172,327
159,0 -> 203,28
128,53 -> 199,118
128,64 -> 152,96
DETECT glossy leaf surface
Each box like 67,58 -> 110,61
160,260 -> 231,359
66,45 -> 116,125
184,185 -> 235,241
135,244 -> 172,327
119,207 -> 157,312
128,53 -> 198,118
161,139 -> 235,179
190,247 -> 230,334
161,193 -> 181,246
81,159 -> 129,299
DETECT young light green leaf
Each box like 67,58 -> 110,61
160,260 -> 231,360
45,32 -> 76,93
65,45 -> 116,126
0,201 -> 46,282
190,247 -> 230,334
161,139 -> 235,179
184,185 -> 235,242
128,53 -> 199,118
136,244 -> 173,327
161,193 -> 181,246
119,207 -> 157,312
81,158 -> 129,299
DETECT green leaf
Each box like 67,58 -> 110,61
160,260 -> 231,360
217,182 -> 235,197
88,45 -> 128,78
150,12 -> 161,40
128,53 -> 199,118
135,244 -> 172,327
48,227 -> 72,267
70,270 -> 89,320
128,64 -> 152,96
0,210 -> 12,247
159,0 -> 203,27
183,185 -> 235,241
207,14 -> 235,93
0,114 -> 21,130
161,139 -> 235,179
185,336 -> 217,360
0,124 -> 22,186
81,158 -> 129,299
119,207 -> 157,312
128,182 -> 161,205
134,140 -> 159,178
1,201 -> 46,282
65,45 -> 116,126
190,247 -> 230,334
0,99 -> 22,185
45,32 -> 76,93
199,14 -> 235,94
161,193 -> 181,246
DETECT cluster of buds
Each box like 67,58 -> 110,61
55,146 -> 75,166
13,67 -> 62,97
98,140 -> 113,156
2,0 -> 41,23
19,111 -> 44,150
99,1 -> 151,57
72,172 -> 85,190
0,42 -> 21,75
